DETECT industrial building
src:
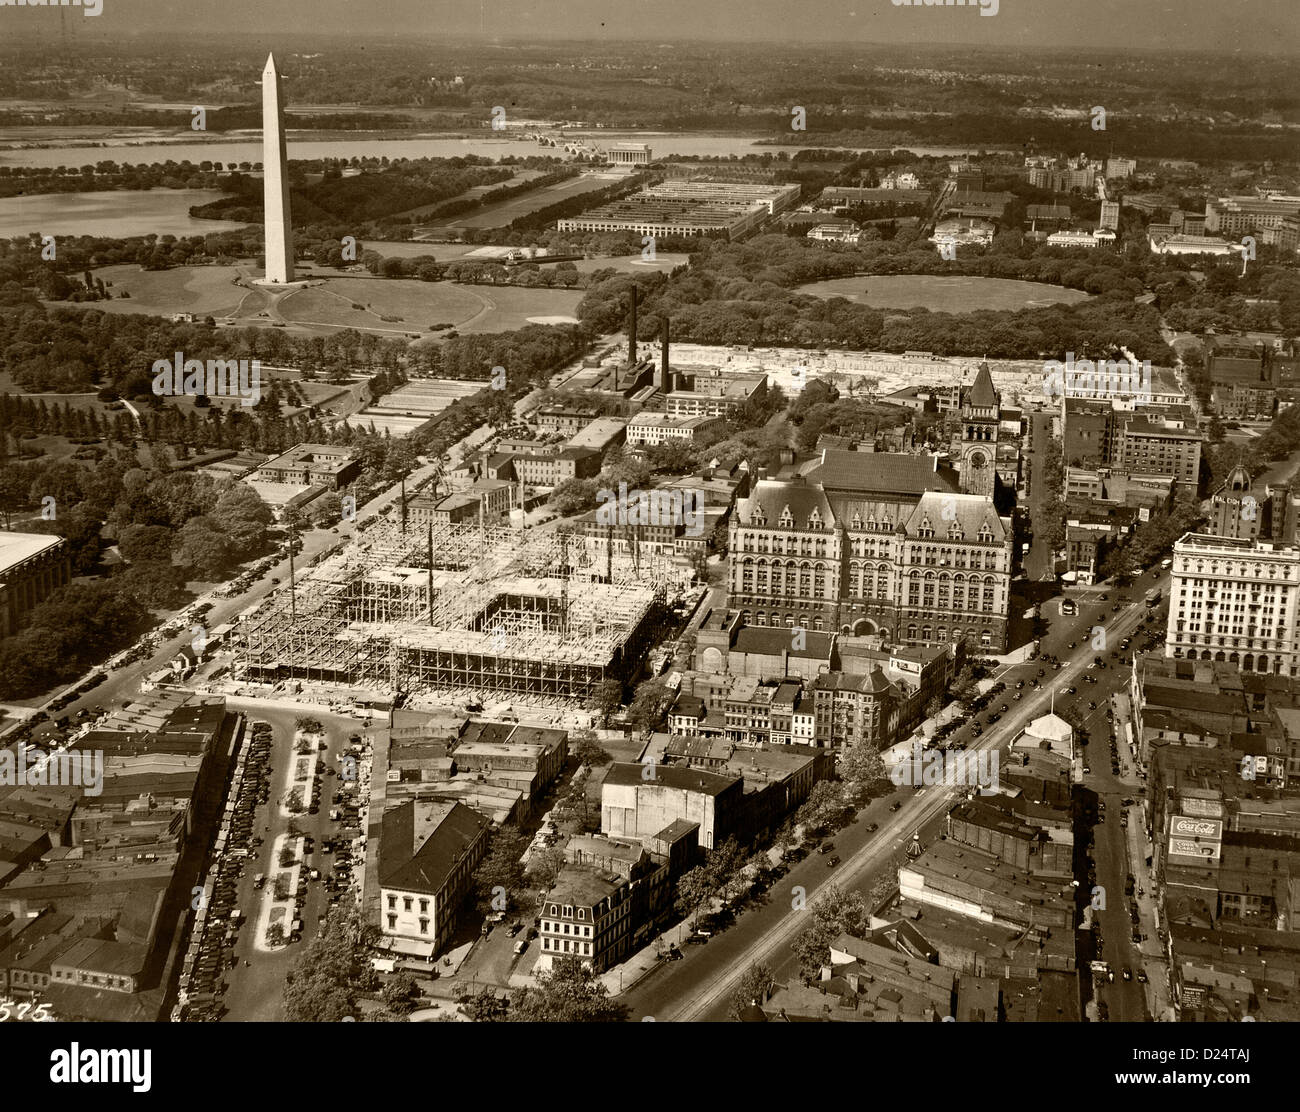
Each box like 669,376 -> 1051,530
556,181 -> 799,241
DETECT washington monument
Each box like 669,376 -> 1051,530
261,52 -> 294,284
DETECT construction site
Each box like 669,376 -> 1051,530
236,512 -> 693,707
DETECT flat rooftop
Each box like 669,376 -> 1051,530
0,531 -> 63,576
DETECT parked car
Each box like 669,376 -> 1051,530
827,855 -> 840,867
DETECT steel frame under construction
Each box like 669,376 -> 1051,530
239,516 -> 688,704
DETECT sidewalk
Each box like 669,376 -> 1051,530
596,917 -> 703,998
1121,807 -> 1176,1021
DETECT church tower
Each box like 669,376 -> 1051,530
960,362 -> 999,497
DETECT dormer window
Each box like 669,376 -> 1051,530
779,506 -> 794,528
947,523 -> 962,540
808,509 -> 822,529
751,507 -> 766,526
978,526 -> 993,543
851,513 -> 863,530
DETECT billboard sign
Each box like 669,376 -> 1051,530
1181,797 -> 1223,819
1170,816 -> 1222,839
1168,814 -> 1223,865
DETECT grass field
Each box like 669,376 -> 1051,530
278,277 -> 581,334
796,274 -> 1091,311
422,171 -> 623,230
77,264 -> 250,317
284,277 -> 486,329
49,263 -> 583,338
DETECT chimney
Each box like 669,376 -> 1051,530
627,286 -> 638,365
660,316 -> 670,395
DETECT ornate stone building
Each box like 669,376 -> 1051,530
727,451 -> 1014,652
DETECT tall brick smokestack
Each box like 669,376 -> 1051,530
660,316 -> 670,395
627,285 -> 638,365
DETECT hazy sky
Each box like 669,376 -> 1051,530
31,0 -> 1300,52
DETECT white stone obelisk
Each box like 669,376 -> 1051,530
261,52 -> 294,284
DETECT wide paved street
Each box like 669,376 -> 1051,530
623,569 -> 1172,1022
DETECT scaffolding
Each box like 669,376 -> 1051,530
240,516 -> 690,704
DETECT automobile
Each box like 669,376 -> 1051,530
685,934 -> 708,946
1111,603 -> 1122,613
1122,967 -> 1132,981
1000,704 -> 1008,713
1137,969 -> 1148,984
865,822 -> 878,833
1016,680 -> 1025,689
513,940 -> 528,955
1066,686 -> 1078,695
1083,766 -> 1091,774
507,922 -> 523,937
890,801 -> 902,812
526,927 -> 539,941
1068,641 -> 1077,650
819,842 -> 835,855
1088,701 -> 1097,710
1013,692 -> 1023,701
825,855 -> 841,868
1100,594 -> 1109,601
1037,669 -> 1045,678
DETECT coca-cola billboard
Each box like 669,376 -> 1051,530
1170,816 -> 1222,840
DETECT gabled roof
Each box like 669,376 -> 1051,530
378,800 -> 490,895
903,491 -> 1006,542
737,479 -> 834,531
810,451 -> 958,497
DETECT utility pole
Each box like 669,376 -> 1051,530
288,523 -> 297,623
